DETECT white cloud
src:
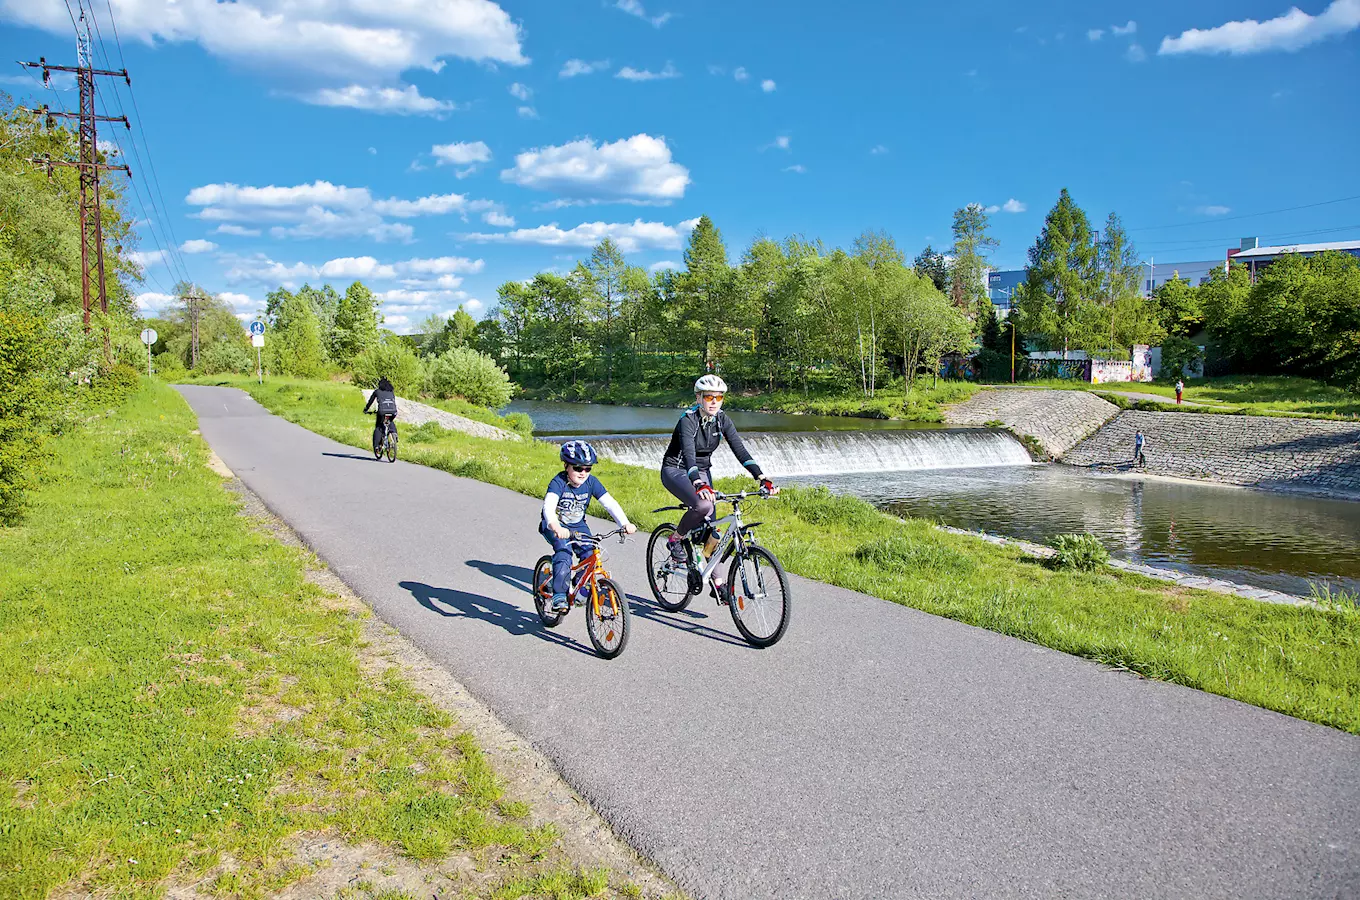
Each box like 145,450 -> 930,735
617,62 -> 680,81
1111,20 -> 1138,36
482,210 -> 516,227
401,256 -> 484,275
214,224 -> 261,237
870,144 -> 888,155
187,180 -> 494,241
223,252 -> 483,288
1002,198 -> 1027,213
984,204 -> 1000,214
97,139 -> 121,155
218,291 -> 258,316
319,256 -> 398,279
1126,42 -> 1147,62
180,239 -> 218,254
1159,1 -> 1359,56
1,0 -> 527,116
431,140 -> 492,167
301,84 -> 455,116
761,79 -> 777,92
767,135 -> 791,151
463,218 -> 698,253
464,299 -> 484,312
1087,28 -> 1104,41
1196,205 -> 1232,216
368,147 -> 378,155
614,0 -> 672,27
649,260 -> 680,273
129,249 -> 168,267
782,164 -> 805,174
134,291 -> 175,313
517,106 -> 539,119
733,66 -> 749,82
560,58 -> 610,77
501,134 -> 689,203
508,82 -> 531,101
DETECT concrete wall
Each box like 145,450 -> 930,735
944,389 -> 1119,458
1062,410 -> 1360,498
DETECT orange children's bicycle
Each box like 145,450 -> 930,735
532,528 -> 632,659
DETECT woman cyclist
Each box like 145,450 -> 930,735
660,375 -> 778,597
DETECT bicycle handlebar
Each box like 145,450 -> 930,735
573,527 -> 630,544
650,488 -> 774,514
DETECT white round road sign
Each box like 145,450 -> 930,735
140,328 -> 158,345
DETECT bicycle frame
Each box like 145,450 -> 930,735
692,506 -> 749,582
564,533 -> 624,615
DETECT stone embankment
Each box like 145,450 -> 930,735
944,388 -> 1118,457
362,390 -> 521,441
1063,410 -> 1360,498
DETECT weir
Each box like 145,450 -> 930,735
593,429 -> 1034,478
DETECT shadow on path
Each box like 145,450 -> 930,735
626,592 -> 750,648
399,579 -> 593,657
322,452 -> 379,462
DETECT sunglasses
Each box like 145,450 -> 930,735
700,393 -> 725,402
569,465 -> 593,473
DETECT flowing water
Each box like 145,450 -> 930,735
507,400 -> 1360,597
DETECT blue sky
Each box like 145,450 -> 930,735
2,0 -> 1358,332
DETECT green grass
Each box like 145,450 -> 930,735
521,377 -> 979,423
203,376 -> 1360,734
1006,376 -> 1360,421
0,380 -> 630,899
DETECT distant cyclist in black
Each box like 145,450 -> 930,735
363,376 -> 399,453
660,375 -> 777,592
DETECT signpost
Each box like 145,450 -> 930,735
139,327 -> 157,377
250,321 -> 265,383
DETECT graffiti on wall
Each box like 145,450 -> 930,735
1027,358 -> 1092,381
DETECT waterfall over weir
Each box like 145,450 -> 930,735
593,429 -> 1033,478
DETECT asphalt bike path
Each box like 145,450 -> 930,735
177,386 -> 1359,900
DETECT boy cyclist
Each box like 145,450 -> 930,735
540,440 -> 637,613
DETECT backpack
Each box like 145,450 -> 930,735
376,392 -> 398,416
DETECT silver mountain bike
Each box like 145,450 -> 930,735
645,489 -> 791,648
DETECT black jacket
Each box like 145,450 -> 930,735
662,407 -> 763,481
364,388 -> 398,416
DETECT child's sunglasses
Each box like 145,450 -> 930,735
569,465 -> 593,473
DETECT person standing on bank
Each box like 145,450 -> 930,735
660,375 -> 778,600
1175,378 -> 1185,405
1133,430 -> 1147,467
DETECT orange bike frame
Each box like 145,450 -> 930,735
570,547 -> 616,615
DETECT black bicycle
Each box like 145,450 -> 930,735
645,489 -> 791,648
373,415 -> 397,463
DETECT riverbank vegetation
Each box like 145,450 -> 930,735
203,374 -> 1360,735
0,379 -> 650,897
1022,376 -> 1360,421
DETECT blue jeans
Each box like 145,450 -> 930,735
539,520 -> 592,596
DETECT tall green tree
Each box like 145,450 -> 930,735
585,238 -> 627,388
269,291 -> 326,377
948,203 -> 998,321
678,215 -> 732,370
913,245 -> 950,294
1015,188 -> 1098,354
332,280 -> 381,365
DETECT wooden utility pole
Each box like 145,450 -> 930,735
23,12 -> 131,339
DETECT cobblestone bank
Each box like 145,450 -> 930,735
944,388 -> 1118,457
1063,410 -> 1360,498
363,390 -> 521,441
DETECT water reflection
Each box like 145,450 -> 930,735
792,467 -> 1360,597
503,399 -> 936,436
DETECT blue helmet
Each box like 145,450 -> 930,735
560,440 -> 598,467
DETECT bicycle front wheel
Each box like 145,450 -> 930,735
586,577 -> 630,659
532,556 -> 563,628
386,433 -> 397,463
646,523 -> 695,612
727,545 -> 791,647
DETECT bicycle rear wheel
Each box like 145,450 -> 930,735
646,523 -> 696,611
532,556 -> 564,628
586,577 -> 630,659
386,433 -> 397,463
727,545 -> 791,647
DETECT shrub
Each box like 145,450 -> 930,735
352,341 -> 422,397
501,412 -> 534,437
1051,533 -> 1110,572
781,485 -> 881,529
422,347 -> 514,407
154,351 -> 187,379
1158,335 -> 1204,380
0,308 -> 55,524
199,339 -> 253,375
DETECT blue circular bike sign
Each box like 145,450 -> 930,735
249,321 -> 265,335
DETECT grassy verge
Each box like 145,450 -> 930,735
198,376 -> 1360,734
1006,376 -> 1360,421
518,378 -> 979,423
0,380 -> 649,898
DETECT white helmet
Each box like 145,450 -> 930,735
694,374 -> 727,394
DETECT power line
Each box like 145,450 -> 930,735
1129,195 -> 1360,232
1137,224 -> 1360,251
